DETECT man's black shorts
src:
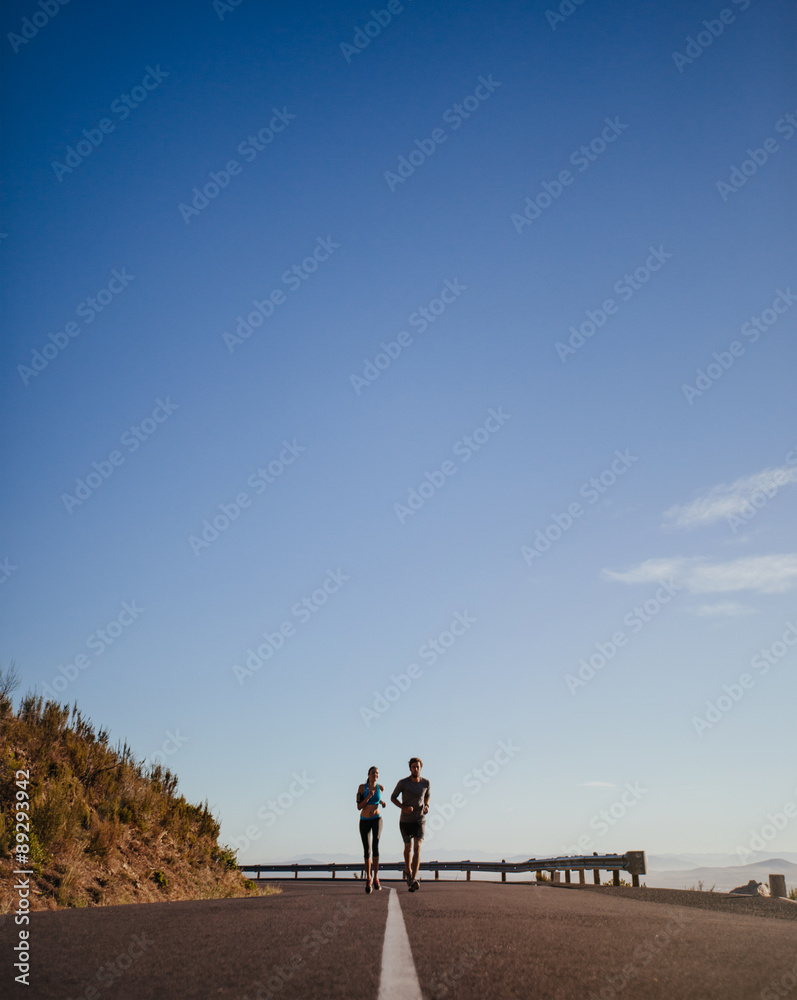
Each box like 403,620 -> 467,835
399,819 -> 425,843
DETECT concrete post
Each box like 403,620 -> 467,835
769,874 -> 787,898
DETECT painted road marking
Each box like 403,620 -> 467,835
377,887 -> 423,1000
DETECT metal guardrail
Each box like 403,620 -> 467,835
240,851 -> 647,887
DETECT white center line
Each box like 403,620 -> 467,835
377,887 -> 423,1000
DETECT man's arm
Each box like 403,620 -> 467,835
390,780 -> 403,809
423,780 -> 430,814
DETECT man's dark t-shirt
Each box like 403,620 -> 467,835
392,777 -> 430,821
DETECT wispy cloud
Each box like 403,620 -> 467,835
663,466 -> 797,529
690,602 -> 758,618
603,554 -> 797,594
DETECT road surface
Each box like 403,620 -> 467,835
3,880 -> 795,999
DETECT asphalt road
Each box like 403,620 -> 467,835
3,881 -> 796,999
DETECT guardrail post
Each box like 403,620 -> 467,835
435,869 -> 439,880
466,870 -> 471,881
579,870 -> 585,885
770,874 -> 787,898
331,864 -> 336,879
257,866 -> 261,880
536,870 -> 542,881
632,873 -> 640,887
294,866 -> 298,879
612,870 -> 620,886
565,870 -> 571,884
593,869 -> 600,885
502,860 -> 506,883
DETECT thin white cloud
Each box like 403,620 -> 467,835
690,602 -> 758,618
578,781 -> 616,788
603,554 -> 797,595
663,466 -> 797,529
602,557 -> 695,585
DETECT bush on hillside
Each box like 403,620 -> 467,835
0,666 -> 273,908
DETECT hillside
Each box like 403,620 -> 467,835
645,859 -> 797,893
0,679 -> 274,910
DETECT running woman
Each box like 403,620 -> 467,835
391,757 -> 430,891
357,766 -> 384,893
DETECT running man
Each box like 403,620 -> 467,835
391,757 -> 430,891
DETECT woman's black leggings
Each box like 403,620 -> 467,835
359,816 -> 383,859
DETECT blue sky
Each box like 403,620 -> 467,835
2,0 -> 795,865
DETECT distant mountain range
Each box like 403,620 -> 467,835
282,850 -> 797,868
644,858 -> 797,892
274,851 -> 796,893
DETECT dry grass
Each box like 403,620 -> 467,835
0,674 -> 277,911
